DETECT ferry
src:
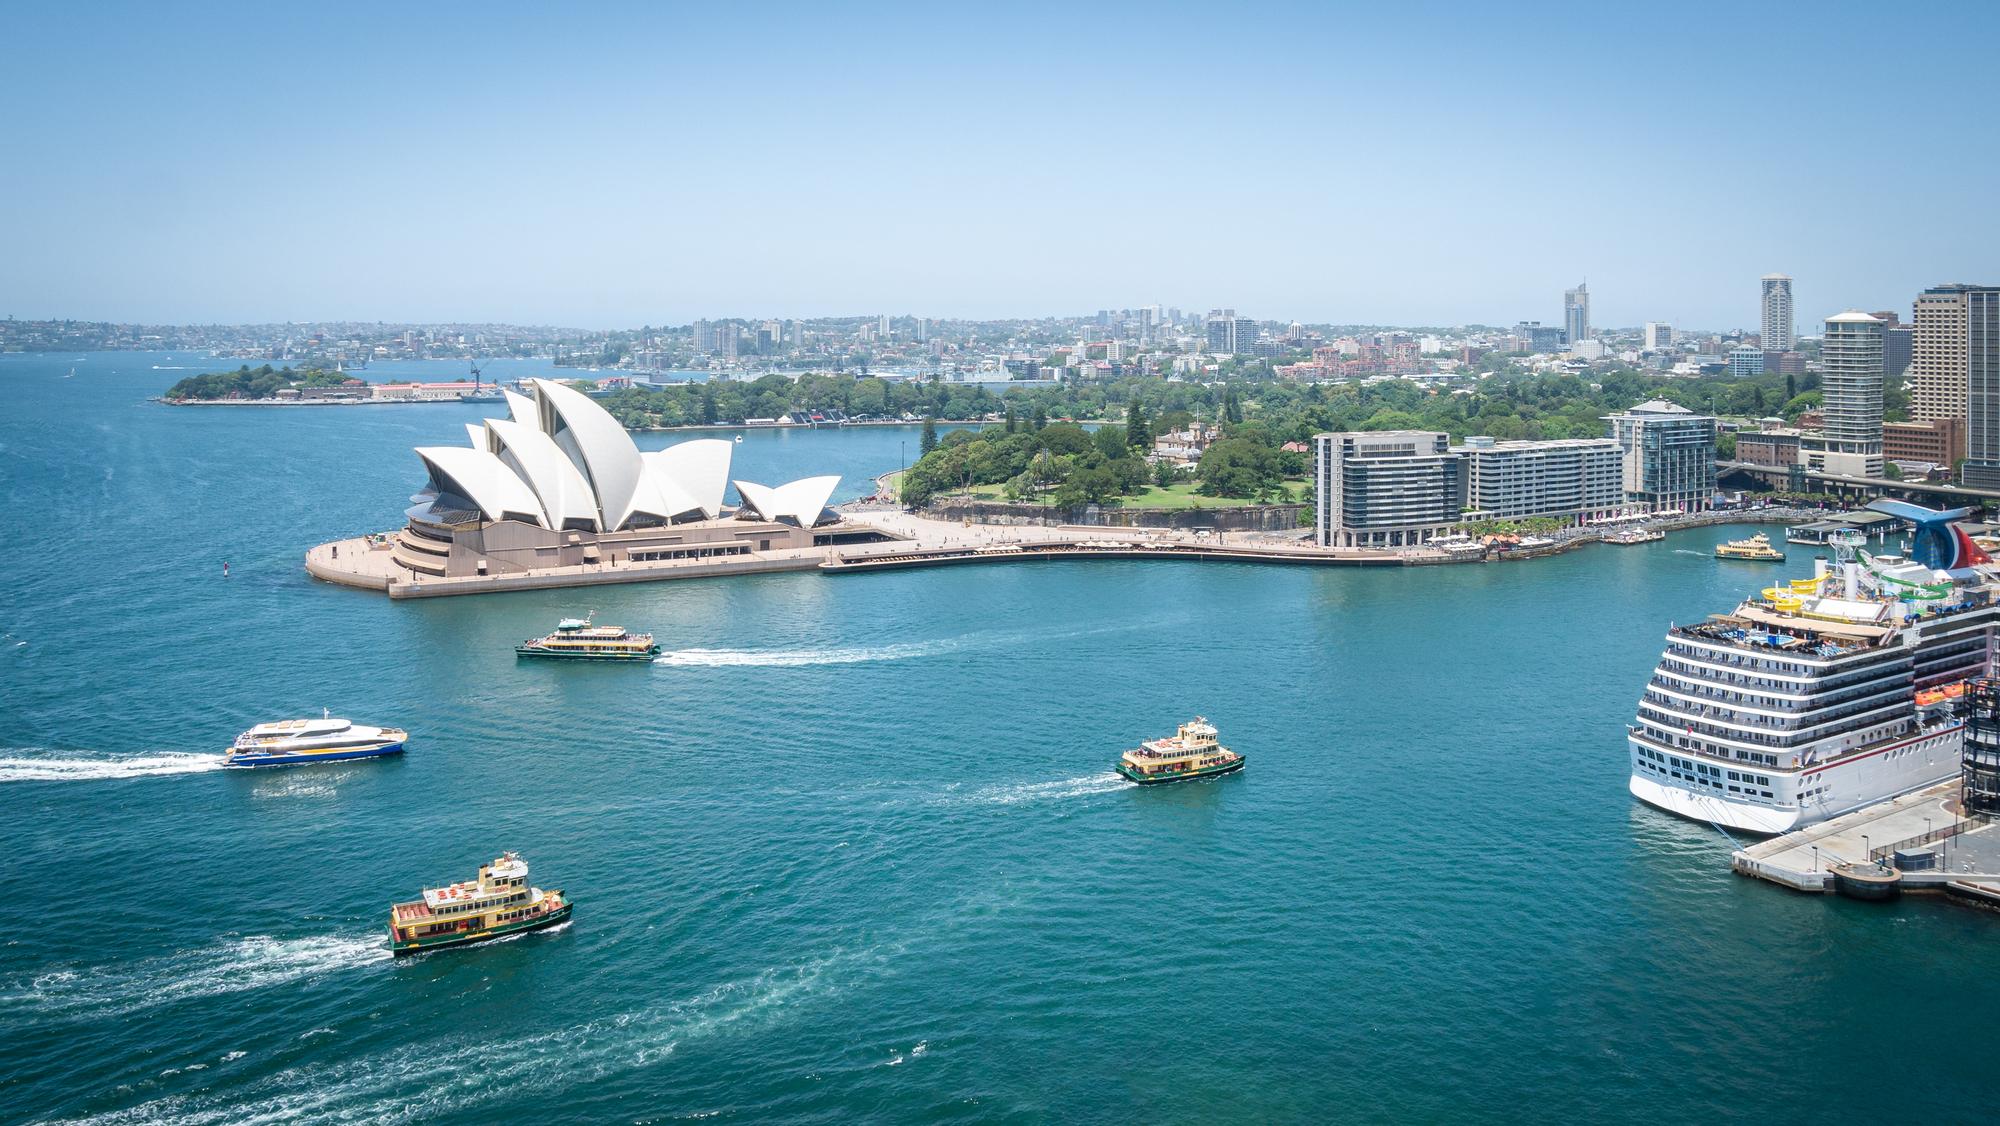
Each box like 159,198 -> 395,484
388,851 -> 571,956
1117,716 -> 1245,784
1715,532 -> 1785,561
226,711 -> 406,768
515,614 -> 659,661
1628,503 -> 2000,834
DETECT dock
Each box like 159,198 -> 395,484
1732,780 -> 2000,906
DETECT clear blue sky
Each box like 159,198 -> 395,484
3,1 -> 1994,331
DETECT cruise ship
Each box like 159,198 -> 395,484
1628,503 -> 2000,834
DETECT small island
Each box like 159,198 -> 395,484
162,364 -> 361,403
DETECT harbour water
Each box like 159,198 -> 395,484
2,353 -> 1994,1123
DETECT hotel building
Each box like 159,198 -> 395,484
1603,400 -> 1716,513
1455,437 -> 1625,526
1799,311 -> 1885,480
1312,431 -> 1466,549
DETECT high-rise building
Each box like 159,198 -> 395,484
693,319 -> 715,353
1761,274 -> 1794,352
1953,287 -> 2000,488
1233,316 -> 1259,355
1513,321 -> 1567,352
1205,308 -> 1239,354
1802,311 -> 1885,479
1564,283 -> 1591,343
1643,322 -> 1673,351
1727,345 -> 1766,376
1912,284 -> 1999,434
1312,431 -> 1466,549
1454,436 -> 1625,526
1603,400 -> 1716,513
878,314 -> 892,337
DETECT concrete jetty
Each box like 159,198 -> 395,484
1732,780 -> 2000,905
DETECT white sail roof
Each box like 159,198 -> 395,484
502,388 -> 537,426
410,379 -> 839,534
533,378 -> 647,531
487,417 -> 600,531
416,446 -> 548,525
734,475 -> 841,527
645,438 -> 733,519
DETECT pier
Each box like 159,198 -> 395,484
1732,780 -> 2000,906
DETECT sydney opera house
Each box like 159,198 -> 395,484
386,378 -> 875,580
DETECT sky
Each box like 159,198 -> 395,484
3,1 -> 1996,332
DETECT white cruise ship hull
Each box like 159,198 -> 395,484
1629,725 -> 1961,835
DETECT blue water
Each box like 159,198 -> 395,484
1,353 -> 1992,1124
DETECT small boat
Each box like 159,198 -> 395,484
1715,532 -> 1785,561
516,613 -> 659,661
388,851 -> 571,956
1605,528 -> 1665,545
1116,716 -> 1244,785
226,710 -> 406,768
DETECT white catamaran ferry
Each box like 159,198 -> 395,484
1628,504 -> 2000,834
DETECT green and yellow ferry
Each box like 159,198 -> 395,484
1116,716 -> 1245,785
516,614 -> 659,661
388,852 -> 572,956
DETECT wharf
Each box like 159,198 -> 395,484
1732,780 -> 2000,905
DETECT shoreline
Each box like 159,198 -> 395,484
304,508 -> 1826,599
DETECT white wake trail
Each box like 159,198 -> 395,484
0,750 -> 227,784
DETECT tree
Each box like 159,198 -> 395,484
919,416 -> 940,457
1126,399 -> 1152,450
1005,406 -> 1017,434
1030,403 -> 1049,431
1785,372 -> 1797,402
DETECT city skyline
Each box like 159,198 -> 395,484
4,3 -> 1997,329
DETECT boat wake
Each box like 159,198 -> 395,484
654,620 -> 1164,670
1,933 -> 388,1022
655,639 -> 954,667
955,771 -> 1128,806
1672,549 -> 1710,557
60,945 -> 884,1125
0,749 -> 228,784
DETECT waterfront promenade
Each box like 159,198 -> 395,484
305,504 -> 1834,598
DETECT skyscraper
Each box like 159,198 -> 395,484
1760,274 -> 1794,352
1946,286 -> 2000,488
693,319 -> 715,353
1807,311 -> 1885,479
1205,308 -> 1239,354
1563,283 -> 1590,343
1643,322 -> 1673,351
1911,283 -> 1998,429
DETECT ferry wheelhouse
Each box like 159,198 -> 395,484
225,712 -> 406,768
1629,508 -> 2000,834
516,614 -> 659,661
1117,717 -> 1245,785
388,851 -> 572,956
